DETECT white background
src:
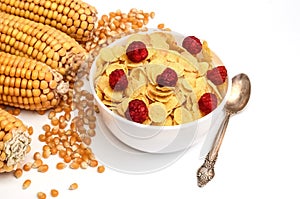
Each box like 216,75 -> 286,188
1,0 -> 300,198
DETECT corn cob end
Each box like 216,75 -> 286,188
0,109 -> 31,173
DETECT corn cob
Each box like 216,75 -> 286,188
0,11 -> 87,81
0,0 -> 97,42
0,51 -> 69,111
0,108 -> 31,173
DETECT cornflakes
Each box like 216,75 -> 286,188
148,102 -> 168,123
95,31 -> 228,126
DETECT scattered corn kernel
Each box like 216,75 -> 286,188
56,162 -> 66,170
28,126 -> 34,135
22,179 -> 31,190
50,189 -> 59,197
42,124 -> 51,132
14,168 -> 23,178
33,152 -> 42,160
63,155 -> 72,163
150,11 -> 155,19
48,111 -> 56,119
38,134 -> 46,142
37,192 -> 46,199
42,150 -> 51,159
37,110 -> 46,115
23,162 -> 32,172
89,160 -> 98,167
69,183 -> 78,190
97,165 -> 105,173
12,108 -> 21,116
69,162 -> 80,169
37,164 -> 49,173
32,159 -> 43,169
80,161 -> 88,169
157,23 -> 165,29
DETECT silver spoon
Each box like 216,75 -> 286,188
197,73 -> 251,187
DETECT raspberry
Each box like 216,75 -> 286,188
125,99 -> 148,124
206,66 -> 227,85
182,36 -> 202,54
198,93 -> 218,115
109,69 -> 128,91
126,41 -> 148,63
156,68 -> 178,87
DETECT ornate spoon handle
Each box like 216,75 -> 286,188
197,112 -> 231,187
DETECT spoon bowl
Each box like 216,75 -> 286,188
225,73 -> 251,113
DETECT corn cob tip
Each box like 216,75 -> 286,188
4,127 -> 31,169
0,52 -> 70,111
49,67 -> 70,95
63,50 -> 87,81
0,108 -> 31,173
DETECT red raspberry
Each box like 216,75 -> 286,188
126,41 -> 148,63
109,69 -> 128,91
125,99 -> 148,124
182,36 -> 202,54
198,93 -> 218,115
206,66 -> 228,85
156,68 -> 178,87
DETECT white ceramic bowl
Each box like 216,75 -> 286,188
89,30 -> 231,154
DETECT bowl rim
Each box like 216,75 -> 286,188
88,29 -> 232,130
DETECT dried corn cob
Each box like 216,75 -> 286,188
0,11 -> 87,81
0,51 -> 69,111
0,0 -> 97,42
0,108 -> 31,173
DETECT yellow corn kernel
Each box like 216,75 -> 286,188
37,192 -> 46,199
56,162 -> 66,170
97,165 -> 105,173
69,183 -> 78,190
14,168 -> 23,178
22,179 -> 31,189
37,164 -> 49,173
50,189 -> 59,197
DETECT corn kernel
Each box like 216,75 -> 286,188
37,192 -> 46,199
23,162 -> 32,172
14,168 -> 23,178
33,152 -> 42,160
50,189 -> 59,197
56,162 -> 66,170
22,179 -> 31,189
97,165 -> 105,173
69,183 -> 78,190
37,164 -> 48,173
